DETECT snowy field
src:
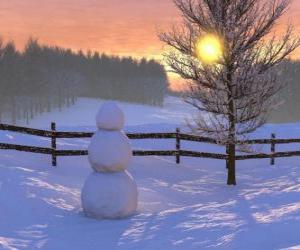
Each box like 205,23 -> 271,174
1,97 -> 300,250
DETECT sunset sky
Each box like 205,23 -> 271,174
1,0 -> 300,89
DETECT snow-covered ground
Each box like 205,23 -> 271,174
18,96 -> 198,129
1,97 -> 300,250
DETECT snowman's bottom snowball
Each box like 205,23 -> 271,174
81,171 -> 138,219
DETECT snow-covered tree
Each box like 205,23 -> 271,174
160,0 -> 300,185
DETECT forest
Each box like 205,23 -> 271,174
0,39 -> 169,124
270,59 -> 300,123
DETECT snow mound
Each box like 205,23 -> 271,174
88,130 -> 132,172
81,171 -> 138,219
96,101 -> 125,130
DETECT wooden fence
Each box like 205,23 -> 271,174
1,122 -> 300,167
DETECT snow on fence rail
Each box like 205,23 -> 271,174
1,123 -> 300,167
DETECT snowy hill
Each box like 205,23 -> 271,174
17,96 -> 197,129
1,97 -> 300,250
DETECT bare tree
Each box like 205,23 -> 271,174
159,0 -> 300,185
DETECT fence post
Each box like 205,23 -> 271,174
176,128 -> 181,164
51,122 -> 57,167
271,133 -> 276,166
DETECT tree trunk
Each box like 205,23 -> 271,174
11,97 -> 17,125
227,66 -> 237,185
227,97 -> 237,185
227,141 -> 236,185
71,95 -> 76,105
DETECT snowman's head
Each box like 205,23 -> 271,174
96,101 -> 125,131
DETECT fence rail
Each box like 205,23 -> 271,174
1,122 -> 300,166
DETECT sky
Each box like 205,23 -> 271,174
1,0 -> 300,89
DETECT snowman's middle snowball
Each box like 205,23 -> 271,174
88,130 -> 132,172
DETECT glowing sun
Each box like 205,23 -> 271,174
196,34 -> 223,64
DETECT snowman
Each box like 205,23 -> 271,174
81,102 -> 138,219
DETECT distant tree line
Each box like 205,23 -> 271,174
0,39 -> 169,124
169,59 -> 300,124
270,59 -> 300,123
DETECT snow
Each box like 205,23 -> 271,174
16,96 -> 198,129
95,102 -> 125,131
81,171 -> 138,219
1,97 -> 300,249
88,130 -> 132,173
